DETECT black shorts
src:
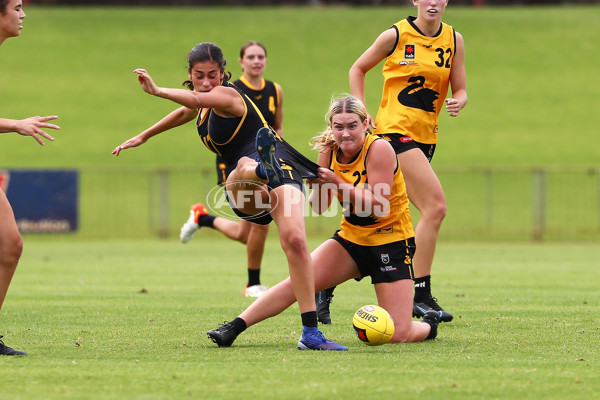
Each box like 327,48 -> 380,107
216,155 -> 235,186
331,232 -> 415,284
378,133 -> 436,163
226,202 -> 273,225
275,138 -> 320,181
224,166 -> 304,226
225,142 -> 313,225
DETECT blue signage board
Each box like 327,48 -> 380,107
1,169 -> 79,233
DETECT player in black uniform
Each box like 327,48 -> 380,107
180,42 -> 284,298
113,42 -> 345,351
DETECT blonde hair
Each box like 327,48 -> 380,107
311,95 -> 369,152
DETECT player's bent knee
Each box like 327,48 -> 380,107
0,233 -> 23,269
423,200 -> 447,224
279,231 -> 309,256
435,201 -> 447,221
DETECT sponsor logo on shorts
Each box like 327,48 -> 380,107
400,136 -> 414,143
380,265 -> 398,272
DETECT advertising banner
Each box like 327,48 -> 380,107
1,169 -> 79,233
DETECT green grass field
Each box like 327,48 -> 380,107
1,5 -> 599,399
1,238 -> 599,399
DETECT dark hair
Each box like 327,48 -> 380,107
182,42 -> 232,90
0,0 -> 10,14
239,41 -> 267,59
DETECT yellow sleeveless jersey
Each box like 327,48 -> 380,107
374,17 -> 456,144
329,134 -> 414,246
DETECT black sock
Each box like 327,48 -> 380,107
197,214 -> 216,228
423,311 -> 440,340
414,275 -> 431,302
230,317 -> 247,335
247,269 -> 261,287
301,311 -> 318,328
425,320 -> 438,340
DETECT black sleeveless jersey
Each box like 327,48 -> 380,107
196,81 -> 270,166
233,77 -> 280,128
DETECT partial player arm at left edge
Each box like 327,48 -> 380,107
0,116 -> 60,146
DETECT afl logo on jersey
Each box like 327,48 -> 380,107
404,44 -> 415,59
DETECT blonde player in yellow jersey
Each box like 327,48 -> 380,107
343,0 -> 467,323
206,96 -> 440,348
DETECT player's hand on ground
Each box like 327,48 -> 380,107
134,68 -> 161,96
445,98 -> 461,117
112,135 -> 146,156
16,116 -> 60,146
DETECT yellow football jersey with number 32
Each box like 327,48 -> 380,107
374,17 -> 456,144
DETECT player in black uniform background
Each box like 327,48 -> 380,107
113,42 -> 345,351
180,42 -> 284,298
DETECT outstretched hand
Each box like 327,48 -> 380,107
112,135 -> 146,156
134,68 -> 161,96
16,116 -> 60,146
